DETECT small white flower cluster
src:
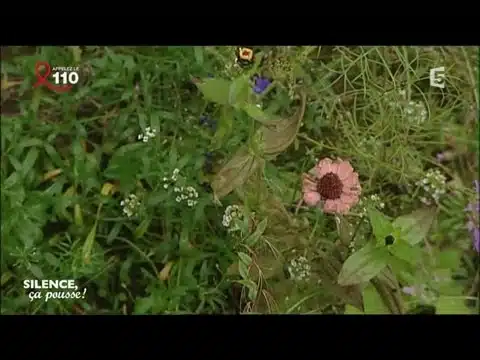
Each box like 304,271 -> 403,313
121,194 -> 141,218
416,169 -> 447,205
174,186 -> 198,207
137,126 -> 157,143
388,89 -> 428,124
287,256 -> 311,282
163,168 -> 180,189
357,194 -> 386,218
222,205 -> 244,229
163,168 -> 199,208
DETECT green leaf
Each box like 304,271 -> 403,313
388,238 -> 422,266
22,147 -> 39,177
392,208 -> 436,246
338,243 -> 389,286
260,91 -> 306,156
436,249 -> 461,269
238,252 -> 252,266
244,218 -> 268,246
195,78 -> 231,105
241,103 -> 272,125
228,74 -> 250,106
436,296 -> 473,314
29,264 -> 44,279
104,143 -> 144,184
134,297 -> 154,314
134,218 -> 151,239
363,284 -> 390,314
211,146 -> 263,200
212,106 -> 234,148
367,206 -> 394,245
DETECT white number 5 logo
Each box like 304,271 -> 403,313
430,67 -> 445,89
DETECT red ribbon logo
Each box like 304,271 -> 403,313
33,61 -> 72,92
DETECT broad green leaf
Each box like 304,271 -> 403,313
436,296 -> 473,314
261,91 -> 306,156
104,143 -> 144,183
392,208 -> 436,246
367,206 -> 394,245
212,106 -> 234,148
338,243 -> 389,286
363,284 -> 390,314
436,249 -> 461,269
388,238 -> 421,266
211,147 -> 263,200
244,218 -> 268,246
134,297 -> 153,314
134,218 -> 151,239
238,252 -> 252,266
22,147 -> 39,176
29,264 -> 44,279
241,103 -> 273,125
195,78 -> 231,105
228,74 -> 250,106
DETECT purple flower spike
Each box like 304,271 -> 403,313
472,227 -> 480,252
253,76 -> 271,94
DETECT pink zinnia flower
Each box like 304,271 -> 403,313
302,158 -> 361,214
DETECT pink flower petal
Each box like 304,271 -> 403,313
336,201 -> 351,214
323,199 -> 339,213
315,158 -> 333,178
340,192 -> 359,208
302,174 -> 317,192
304,191 -> 321,206
337,161 -> 354,180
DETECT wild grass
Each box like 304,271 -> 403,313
1,46 -> 478,314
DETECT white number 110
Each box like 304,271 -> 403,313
52,71 -> 79,85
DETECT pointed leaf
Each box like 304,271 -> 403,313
261,91 -> 306,155
389,238 -> 422,266
244,218 -> 268,246
195,78 -> 231,105
241,103 -> 273,125
367,206 -> 394,245
338,243 -> 389,286
228,74 -> 250,106
393,208 -> 437,246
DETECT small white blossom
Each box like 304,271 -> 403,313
173,184 -> 199,208
121,194 -> 141,218
387,89 -> 428,124
288,256 -> 311,282
138,126 -> 157,143
222,205 -> 244,230
356,193 -> 385,218
415,169 -> 447,204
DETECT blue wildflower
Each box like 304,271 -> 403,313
252,75 -> 271,94
199,115 -> 217,131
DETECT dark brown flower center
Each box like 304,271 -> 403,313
317,172 -> 343,200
